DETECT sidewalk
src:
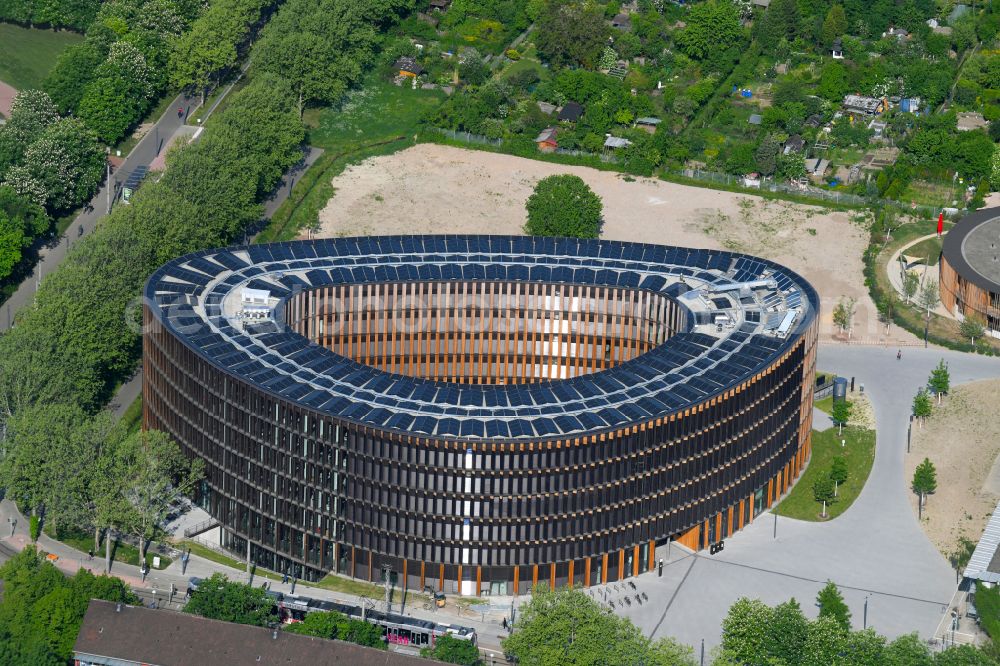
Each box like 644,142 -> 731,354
0,90 -> 201,331
0,497 -> 511,653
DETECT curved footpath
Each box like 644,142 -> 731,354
632,345 -> 1000,650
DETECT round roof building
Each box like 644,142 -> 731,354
942,207 -> 1000,338
143,236 -> 819,594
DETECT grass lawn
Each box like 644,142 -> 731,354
772,426 -> 876,521
180,540 -> 433,605
119,395 -> 142,434
52,528 -> 172,570
304,76 -> 446,149
902,179 -> 960,208
904,236 -> 943,266
814,396 -> 833,414
0,24 -> 82,91
257,76 -> 445,242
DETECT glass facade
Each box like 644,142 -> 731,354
144,288 -> 816,592
142,236 -> 819,593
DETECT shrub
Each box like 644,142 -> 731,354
524,174 -> 603,238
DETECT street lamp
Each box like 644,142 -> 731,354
863,594 -> 870,629
106,147 -> 112,215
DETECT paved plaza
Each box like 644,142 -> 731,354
4,344 -> 1000,656
598,344 -> 1000,651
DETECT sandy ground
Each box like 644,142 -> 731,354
316,143 -> 905,341
907,379 -> 1000,557
0,79 -> 16,117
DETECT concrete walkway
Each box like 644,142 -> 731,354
625,344 -> 1000,650
886,233 -> 952,319
0,496 -> 511,655
9,344 -> 1000,654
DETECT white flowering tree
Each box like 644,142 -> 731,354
732,0 -> 753,20
0,90 -> 60,171
599,46 -> 618,71
1,166 -> 48,208
18,119 -> 105,212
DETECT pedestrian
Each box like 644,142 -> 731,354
78,224 -> 83,237
897,349 -> 902,360
177,107 -> 183,119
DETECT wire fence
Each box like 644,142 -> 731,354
676,168 -> 956,217
436,128 -> 502,146
434,130 -> 962,216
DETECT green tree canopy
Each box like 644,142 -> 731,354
524,175 -> 603,239
502,586 -> 695,665
113,429 -> 204,559
284,609 -> 385,649
816,581 -> 852,631
676,0 -> 743,62
960,315 -> 986,346
755,134 -> 780,176
913,458 -> 938,497
821,4 -> 848,46
184,573 -> 275,626
913,388 -> 932,421
0,547 -> 137,664
421,633 -> 481,664
0,89 -> 60,173
535,0 -> 608,68
831,400 -> 852,434
928,359 -> 950,402
0,185 -> 48,280
19,118 -> 105,212
813,475 -> 835,509
830,456 -> 849,486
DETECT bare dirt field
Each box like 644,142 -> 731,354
907,379 -> 1000,557
315,143 -> 912,342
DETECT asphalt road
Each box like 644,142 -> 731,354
0,91 -> 198,332
617,344 -> 1000,650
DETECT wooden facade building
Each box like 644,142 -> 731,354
143,236 -> 819,595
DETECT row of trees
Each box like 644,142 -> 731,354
0,89 -> 105,282
0,547 -> 138,665
0,403 -> 202,569
252,0 -> 416,118
0,0 -> 414,574
813,454 -> 850,517
912,359 -> 951,425
719,584 -> 996,665
503,586 -> 696,665
169,0 -> 272,105
0,0 -> 101,29
42,0 -> 203,143
498,583 -> 997,665
183,573 -> 480,662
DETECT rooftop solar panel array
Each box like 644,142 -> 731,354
145,236 -> 818,441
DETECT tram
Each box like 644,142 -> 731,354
187,577 -> 477,648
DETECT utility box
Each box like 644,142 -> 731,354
833,377 -> 848,403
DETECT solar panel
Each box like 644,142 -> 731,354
151,235 -> 816,441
